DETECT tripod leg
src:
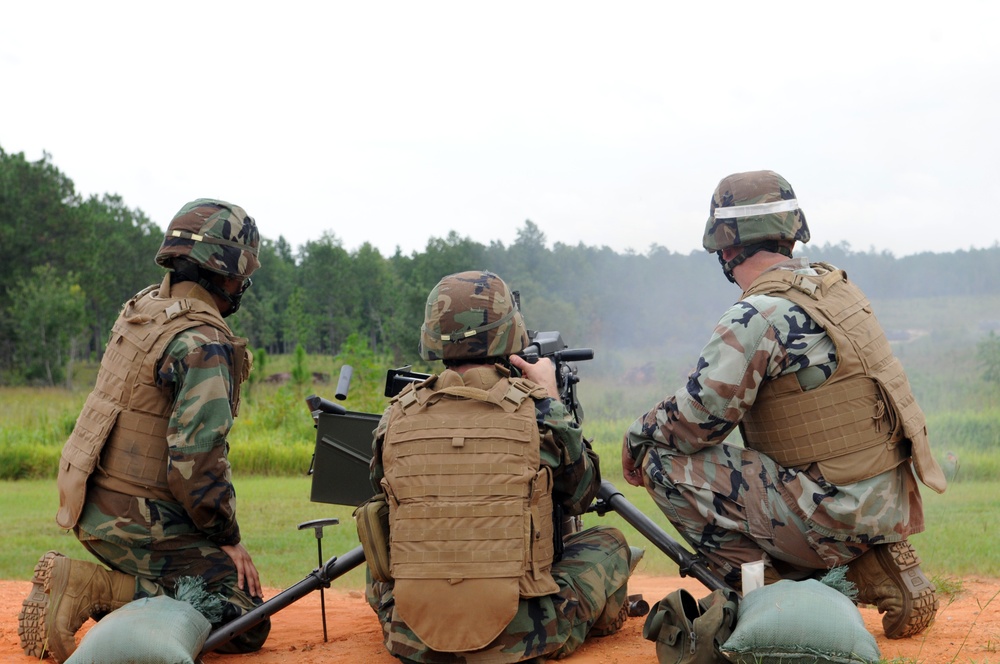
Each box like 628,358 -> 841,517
318,540 -> 328,642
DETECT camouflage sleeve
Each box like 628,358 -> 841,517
626,300 -> 789,460
537,397 -> 600,516
158,326 -> 241,546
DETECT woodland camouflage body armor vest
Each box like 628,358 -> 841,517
381,366 -> 560,652
56,274 -> 250,529
740,263 -> 946,493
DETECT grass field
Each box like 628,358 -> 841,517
2,470 -> 996,592
3,382 -> 998,480
1,351 -> 997,594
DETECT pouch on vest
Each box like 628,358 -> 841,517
56,394 -> 123,529
642,588 -> 738,664
354,492 -> 391,583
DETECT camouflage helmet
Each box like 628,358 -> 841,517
703,170 -> 809,252
419,270 -> 530,362
155,198 -> 260,279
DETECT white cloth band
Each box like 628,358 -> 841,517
713,198 -> 799,219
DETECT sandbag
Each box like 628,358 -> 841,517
65,595 -> 211,664
721,578 -> 880,664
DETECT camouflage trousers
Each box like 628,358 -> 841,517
641,442 -> 871,589
366,525 -> 632,663
75,490 -> 269,653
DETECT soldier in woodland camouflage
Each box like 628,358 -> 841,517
622,171 -> 947,639
19,199 -> 269,662
366,270 -> 638,663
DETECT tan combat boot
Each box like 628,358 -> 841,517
845,540 -> 938,639
18,550 -> 136,663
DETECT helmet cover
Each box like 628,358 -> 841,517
703,170 -> 809,252
419,270 -> 529,362
155,198 -> 260,278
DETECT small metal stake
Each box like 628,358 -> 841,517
297,518 -> 340,642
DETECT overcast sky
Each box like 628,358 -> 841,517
3,2 -> 998,259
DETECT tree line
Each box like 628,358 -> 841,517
3,146 -> 1000,388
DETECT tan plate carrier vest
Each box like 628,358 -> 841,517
381,368 -> 560,653
56,275 -> 250,529
739,264 -> 946,493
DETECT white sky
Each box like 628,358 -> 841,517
2,1 -> 998,258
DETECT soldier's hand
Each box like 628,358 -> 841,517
622,438 -> 644,487
510,355 -> 560,400
221,542 -> 263,600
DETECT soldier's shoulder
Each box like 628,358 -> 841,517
164,324 -> 232,357
711,298 -> 794,345
740,291 -> 797,314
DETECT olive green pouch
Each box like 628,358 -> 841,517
642,587 -> 738,664
353,492 -> 391,582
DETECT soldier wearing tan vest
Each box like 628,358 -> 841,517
19,199 -> 269,662
622,171 -> 946,639
365,270 -> 639,662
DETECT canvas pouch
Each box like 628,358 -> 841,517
642,587 -> 738,664
354,492 -> 391,582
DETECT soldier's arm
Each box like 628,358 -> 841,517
159,327 -> 241,546
538,398 -> 599,516
624,300 -> 787,462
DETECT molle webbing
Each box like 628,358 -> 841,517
395,376 -> 537,414
91,410 -> 173,500
741,373 -> 902,469
115,280 -> 248,418
382,370 -> 561,652
740,265 -> 946,491
383,372 -> 557,583
57,276 -> 249,528
386,405 -> 544,580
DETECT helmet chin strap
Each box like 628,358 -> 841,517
717,251 -> 741,284
717,241 -> 792,284
207,277 -> 252,318
215,283 -> 245,318
171,260 -> 249,317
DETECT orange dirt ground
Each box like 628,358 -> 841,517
1,575 -> 998,663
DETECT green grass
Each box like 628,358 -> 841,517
917,482 -> 1000,577
0,476 -> 369,591
2,355 -> 998,596
5,378 -> 998,480
3,468 -> 996,593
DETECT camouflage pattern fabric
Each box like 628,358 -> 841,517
703,170 -> 810,252
74,325 -> 267,652
159,326 -> 242,545
76,517 -> 269,653
624,259 -> 924,588
155,198 -> 260,279
419,271 -> 530,362
368,367 -> 630,662
366,526 -> 632,663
